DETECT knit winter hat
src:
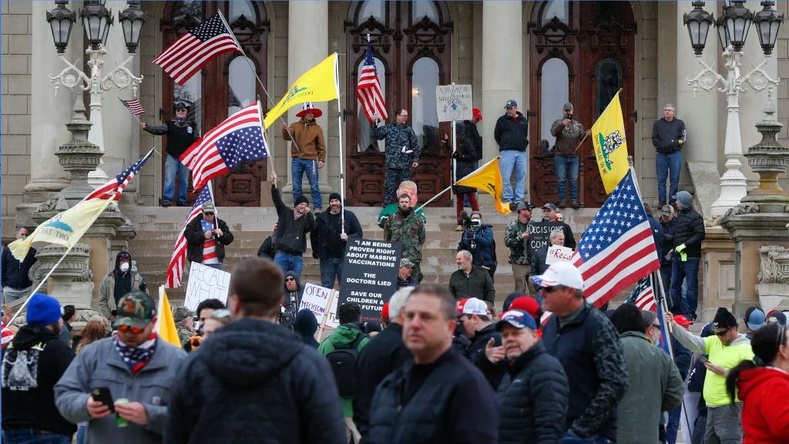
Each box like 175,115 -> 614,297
26,293 -> 62,326
294,196 -> 309,207
712,307 -> 738,329
676,191 -> 692,209
328,192 -> 342,202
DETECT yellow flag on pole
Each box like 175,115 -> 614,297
591,91 -> 629,194
263,53 -> 340,128
455,157 -> 512,215
8,198 -> 114,261
156,287 -> 182,347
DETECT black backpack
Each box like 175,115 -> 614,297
326,331 -> 366,397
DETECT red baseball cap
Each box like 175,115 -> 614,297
508,297 -> 541,320
673,314 -> 692,328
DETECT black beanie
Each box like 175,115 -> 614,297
294,196 -> 309,207
329,192 -> 342,202
713,307 -> 738,328
611,303 -> 644,334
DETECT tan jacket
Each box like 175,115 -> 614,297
97,272 -> 144,319
283,119 -> 326,161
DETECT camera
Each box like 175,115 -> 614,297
279,306 -> 295,329
460,211 -> 473,229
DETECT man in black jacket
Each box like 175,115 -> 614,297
652,103 -> 686,207
256,223 -> 277,260
2,226 -> 36,305
491,309 -> 568,444
457,297 -> 505,389
2,293 -> 76,442
270,170 -> 316,279
311,192 -> 363,289
669,191 -> 705,320
166,257 -> 346,444
494,99 -> 529,211
184,201 -> 234,269
367,284 -> 499,443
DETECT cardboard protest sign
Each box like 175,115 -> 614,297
546,245 -> 574,265
183,262 -> 231,311
527,221 -> 565,252
339,239 -> 401,322
436,84 -> 472,122
299,283 -> 339,329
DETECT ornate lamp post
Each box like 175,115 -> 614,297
46,0 -> 147,183
684,0 -> 783,216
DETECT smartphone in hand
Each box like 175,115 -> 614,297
91,387 -> 115,412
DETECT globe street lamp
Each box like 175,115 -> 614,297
684,0 -> 783,216
46,0 -> 147,183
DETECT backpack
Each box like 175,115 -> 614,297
326,331 -> 366,397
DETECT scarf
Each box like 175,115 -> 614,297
293,208 -> 305,221
113,332 -> 158,375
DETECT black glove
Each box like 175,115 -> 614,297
451,151 -> 459,159
138,278 -> 147,293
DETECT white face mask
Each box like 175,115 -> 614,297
119,262 -> 130,273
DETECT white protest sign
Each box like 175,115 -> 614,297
546,246 -> 574,265
183,262 -> 231,311
299,282 -> 339,329
436,84 -> 472,122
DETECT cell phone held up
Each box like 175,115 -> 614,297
91,387 -> 115,412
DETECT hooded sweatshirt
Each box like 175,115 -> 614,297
737,366 -> 789,443
318,324 -> 370,417
98,251 -> 144,319
283,271 -> 303,313
2,324 -> 76,436
293,309 -> 319,348
165,318 -> 346,444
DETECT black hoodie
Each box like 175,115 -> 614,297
2,324 -> 76,436
166,318 -> 346,444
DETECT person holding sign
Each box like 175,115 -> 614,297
312,192 -> 363,289
382,193 -> 426,283
504,202 -> 536,296
370,108 -> 420,206
531,230 -> 566,279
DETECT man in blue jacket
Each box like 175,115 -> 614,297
1,226 -> 36,304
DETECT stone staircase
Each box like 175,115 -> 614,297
124,205 -> 603,307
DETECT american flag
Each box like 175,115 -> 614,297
570,170 -> 661,307
84,149 -> 155,201
180,101 -> 267,191
626,276 -> 656,311
153,12 -> 242,86
166,186 -> 212,288
119,98 -> 144,116
356,41 -> 387,124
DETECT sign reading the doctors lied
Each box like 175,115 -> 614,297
339,239 -> 401,322
527,221 -> 565,251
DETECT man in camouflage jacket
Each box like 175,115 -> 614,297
371,108 -> 420,205
504,201 -> 535,295
382,193 -> 426,283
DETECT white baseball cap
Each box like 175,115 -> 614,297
531,261 -> 584,290
458,297 -> 488,316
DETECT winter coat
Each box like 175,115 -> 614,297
293,309 -> 319,348
660,218 -> 677,266
494,112 -> 529,152
463,120 -> 483,158
55,337 -> 186,444
497,342 -> 569,444
317,324 -> 370,417
457,224 -> 496,271
542,302 -> 628,440
464,322 -> 506,389
652,118 -> 686,155
449,267 -> 496,305
257,234 -> 276,260
367,348 -> 499,444
271,185 -> 316,254
616,331 -> 684,444
504,219 -> 534,265
3,324 -> 76,437
98,251 -> 145,319
144,119 -> 199,159
281,272 -> 303,329
647,215 -> 665,259
311,209 -> 363,260
165,318 -> 346,444
370,122 -> 420,170
1,245 -> 36,290
550,117 -> 586,157
184,215 -> 234,264
453,133 -> 480,194
353,322 -> 413,440
736,367 -> 789,443
672,207 -> 705,258
283,118 -> 326,161
383,209 -> 425,265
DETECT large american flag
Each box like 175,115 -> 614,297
166,186 -> 212,288
571,170 -> 660,307
626,276 -> 656,311
180,101 -> 267,191
356,41 -> 387,124
153,12 -> 242,86
119,98 -> 144,116
84,149 -> 155,201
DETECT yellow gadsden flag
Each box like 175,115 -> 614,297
263,53 -> 339,128
9,197 -> 114,261
591,91 -> 629,194
156,287 -> 182,347
455,157 -> 511,215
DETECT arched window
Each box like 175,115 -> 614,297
595,59 -> 622,118
356,56 -> 387,152
540,58 -> 569,148
228,56 -> 256,115
541,0 -> 569,25
411,57 -> 439,151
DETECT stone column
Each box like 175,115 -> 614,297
281,1 -> 333,208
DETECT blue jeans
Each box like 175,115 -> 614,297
320,257 -> 343,289
670,256 -> 700,317
164,154 -> 189,204
2,429 -> 71,444
292,158 -> 322,210
555,155 -> 579,201
656,151 -> 682,204
274,251 -> 304,280
666,405 -> 681,444
500,150 -> 527,203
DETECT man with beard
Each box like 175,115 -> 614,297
371,108 -> 420,206
382,193 -> 426,283
3,293 -> 76,442
56,291 -> 186,443
281,272 -> 303,329
283,102 -> 327,213
98,251 -> 146,321
271,170 -> 316,279
311,192 -> 363,289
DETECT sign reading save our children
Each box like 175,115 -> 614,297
339,239 -> 401,322
546,245 -> 574,265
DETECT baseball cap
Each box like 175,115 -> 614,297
458,297 -> 488,316
508,296 -> 541,320
531,262 -> 584,291
400,257 -> 414,269
563,102 -> 574,111
505,99 -> 518,109
516,201 -> 534,212
745,306 -> 766,331
542,203 -> 558,212
661,205 -> 673,215
202,201 -> 216,213
673,314 -> 692,328
496,309 -> 537,331
113,291 -> 157,329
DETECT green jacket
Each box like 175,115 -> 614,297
503,219 -> 533,265
383,211 -> 426,264
318,324 -> 370,418
448,267 -> 495,304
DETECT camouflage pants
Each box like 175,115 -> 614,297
384,168 -> 411,205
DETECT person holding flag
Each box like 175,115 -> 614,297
184,201 -> 233,270
282,102 -> 327,213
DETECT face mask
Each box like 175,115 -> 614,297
119,262 -> 130,273
471,219 -> 481,226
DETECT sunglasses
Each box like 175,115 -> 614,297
285,277 -> 296,282
715,328 -> 730,337
117,324 -> 145,334
543,286 -> 564,294
203,212 -> 215,216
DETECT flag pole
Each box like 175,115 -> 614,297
334,52 -> 346,233
206,179 -> 218,230
416,185 -> 453,213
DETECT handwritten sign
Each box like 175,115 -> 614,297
183,262 -> 231,311
299,283 -> 339,329
340,239 -> 401,322
527,221 -> 565,252
546,245 -> 574,265
436,84 -> 472,122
